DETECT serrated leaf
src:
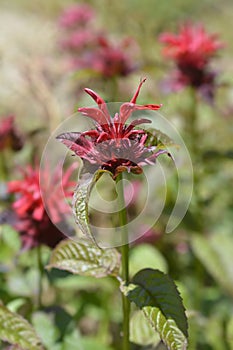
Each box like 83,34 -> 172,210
47,239 -> 120,278
130,310 -> 160,346
191,233 -> 233,297
72,170 -> 112,244
121,268 -> 188,350
0,304 -> 44,350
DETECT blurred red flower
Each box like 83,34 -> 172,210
89,36 -> 135,78
61,30 -> 98,52
58,5 -> 136,78
0,115 -> 24,151
159,24 -> 224,100
57,79 -> 168,179
58,4 -> 95,29
7,164 -> 75,249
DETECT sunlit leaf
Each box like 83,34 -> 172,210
129,244 -> 168,277
72,170 -> 112,244
0,304 -> 44,350
6,299 -> 26,313
121,268 -> 188,350
130,310 -> 160,346
47,238 -> 120,278
32,312 -> 60,349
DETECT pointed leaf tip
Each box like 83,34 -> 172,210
122,268 -> 188,350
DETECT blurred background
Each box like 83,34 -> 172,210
0,0 -> 233,349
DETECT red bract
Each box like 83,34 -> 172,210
159,24 -> 224,99
57,79 -> 167,179
7,164 -> 75,249
0,115 -> 23,151
59,4 -> 95,29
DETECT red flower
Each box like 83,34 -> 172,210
7,164 -> 75,249
61,30 -> 98,52
57,79 -> 168,179
0,115 -> 23,151
58,4 -> 136,78
160,24 -> 222,68
159,24 -> 224,99
61,31 -> 135,78
89,36 -> 135,78
59,4 -> 95,29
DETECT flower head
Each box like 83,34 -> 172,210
0,115 -> 24,151
57,79 -> 167,179
7,164 -> 75,249
159,23 -> 224,99
60,30 -> 135,78
160,24 -> 223,68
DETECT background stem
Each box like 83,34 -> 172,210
116,173 -> 130,350
36,245 -> 44,308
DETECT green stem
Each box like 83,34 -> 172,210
187,88 -> 205,315
0,151 -> 8,181
116,173 -> 130,350
36,245 -> 44,308
186,88 -> 203,230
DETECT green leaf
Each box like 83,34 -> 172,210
121,268 -> 188,350
62,328 -> 82,350
0,304 -> 44,350
205,313 -> 226,350
6,298 -> 26,313
145,128 -> 177,150
72,170 -> 112,244
0,225 -> 21,264
129,244 -> 168,277
47,238 -> 120,278
226,316 -> 233,348
130,310 -> 160,346
32,312 -> 60,348
191,233 -> 233,297
81,337 -> 114,350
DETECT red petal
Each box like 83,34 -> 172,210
33,205 -> 44,221
78,107 -> 110,126
119,102 -> 161,124
57,132 -> 94,159
83,88 -> 110,123
130,77 -> 147,104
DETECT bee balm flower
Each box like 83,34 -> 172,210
57,79 -> 168,179
159,23 -> 224,100
7,164 -> 75,249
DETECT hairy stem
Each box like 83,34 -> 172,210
116,173 -> 130,350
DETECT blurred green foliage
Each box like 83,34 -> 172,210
0,0 -> 233,349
